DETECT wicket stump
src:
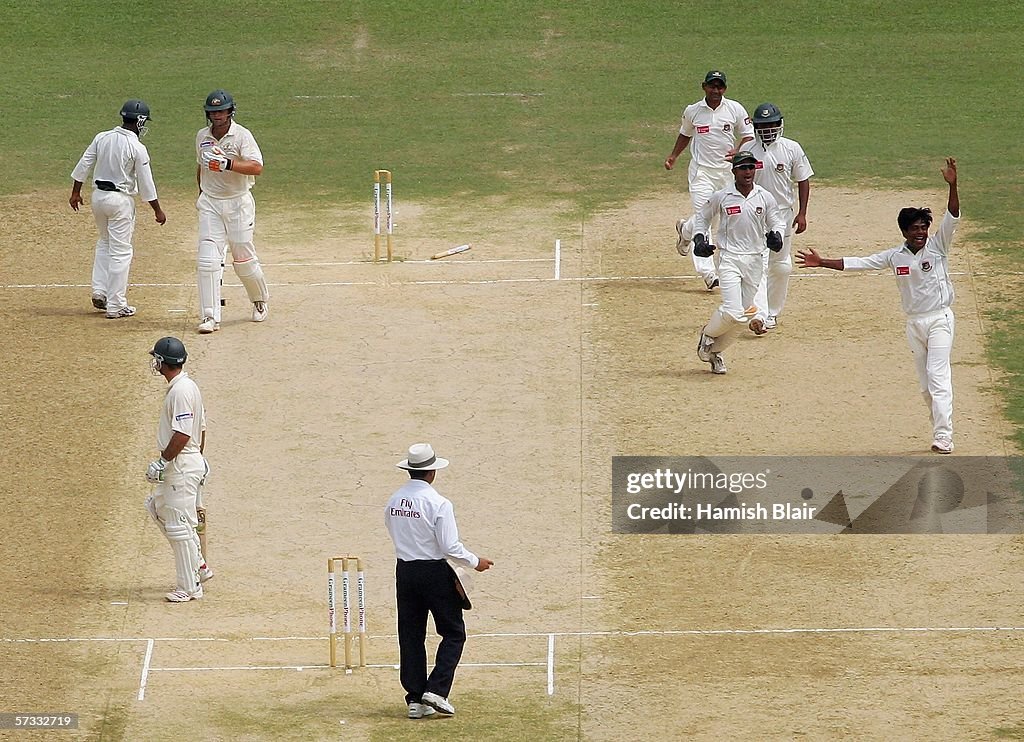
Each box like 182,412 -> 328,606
328,556 -> 367,669
373,169 -> 393,263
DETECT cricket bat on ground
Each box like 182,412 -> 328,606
431,244 -> 471,260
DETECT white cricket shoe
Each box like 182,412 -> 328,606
166,585 -> 203,602
709,352 -> 727,375
930,438 -> 954,454
420,692 -> 455,716
105,305 -> 136,319
407,703 -> 437,719
696,327 -> 714,363
251,301 -> 269,322
91,293 -> 107,311
674,219 -> 689,256
765,315 -> 778,330
197,317 -> 219,334
199,565 -> 215,583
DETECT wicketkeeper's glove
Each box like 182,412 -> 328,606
693,233 -> 716,258
766,231 -> 783,253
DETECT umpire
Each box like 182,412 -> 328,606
384,443 -> 494,719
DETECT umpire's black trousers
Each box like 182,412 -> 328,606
395,559 -> 467,704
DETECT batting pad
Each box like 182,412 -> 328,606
234,258 -> 269,303
198,248 -> 223,321
165,517 -> 201,592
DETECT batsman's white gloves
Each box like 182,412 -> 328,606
201,149 -> 232,172
146,458 -> 168,483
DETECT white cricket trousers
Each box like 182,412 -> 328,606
147,452 -> 205,594
906,308 -> 955,441
752,208 -> 795,322
704,250 -> 765,353
196,191 -> 268,322
679,165 -> 732,283
90,189 -> 136,312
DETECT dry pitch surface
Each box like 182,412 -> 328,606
1,185 -> 1022,741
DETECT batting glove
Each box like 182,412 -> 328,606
693,233 -> 716,258
146,458 -> 168,483
201,150 -> 232,172
766,231 -> 783,253
200,457 -> 210,486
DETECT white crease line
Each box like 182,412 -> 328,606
466,626 -> 1024,639
6,626 -> 1024,644
137,638 -> 154,701
547,634 -> 555,696
0,271 -> 992,291
150,661 -> 545,672
264,258 -> 553,266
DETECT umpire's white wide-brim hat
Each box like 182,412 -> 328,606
397,443 -> 449,471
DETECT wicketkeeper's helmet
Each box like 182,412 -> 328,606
150,337 -> 188,366
204,89 -> 235,112
753,102 -> 784,145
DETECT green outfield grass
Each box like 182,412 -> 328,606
3,0 -> 1022,437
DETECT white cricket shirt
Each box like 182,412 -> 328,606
692,183 -> 787,255
843,211 -> 960,315
157,372 -> 206,454
196,121 -> 263,199
748,136 -> 814,212
680,97 -> 753,170
385,479 -> 480,568
71,127 -> 158,201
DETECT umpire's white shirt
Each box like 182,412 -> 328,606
748,136 -> 814,213
692,183 -> 787,255
71,127 -> 158,201
385,480 -> 480,569
680,97 -> 753,171
157,372 -> 206,454
843,211 -> 960,315
196,121 -> 263,199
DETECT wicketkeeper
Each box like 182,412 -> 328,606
694,151 -> 786,374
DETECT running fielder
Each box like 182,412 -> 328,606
747,103 -> 813,334
195,89 -> 270,334
665,70 -> 753,290
694,151 -> 786,375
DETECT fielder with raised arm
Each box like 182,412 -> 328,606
195,89 -> 270,334
797,159 -> 960,454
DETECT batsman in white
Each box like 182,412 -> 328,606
665,70 -> 753,290
195,89 -> 270,334
694,151 -> 786,375
746,103 -> 813,334
69,100 -> 166,319
797,159 -> 960,454
145,337 -> 213,602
